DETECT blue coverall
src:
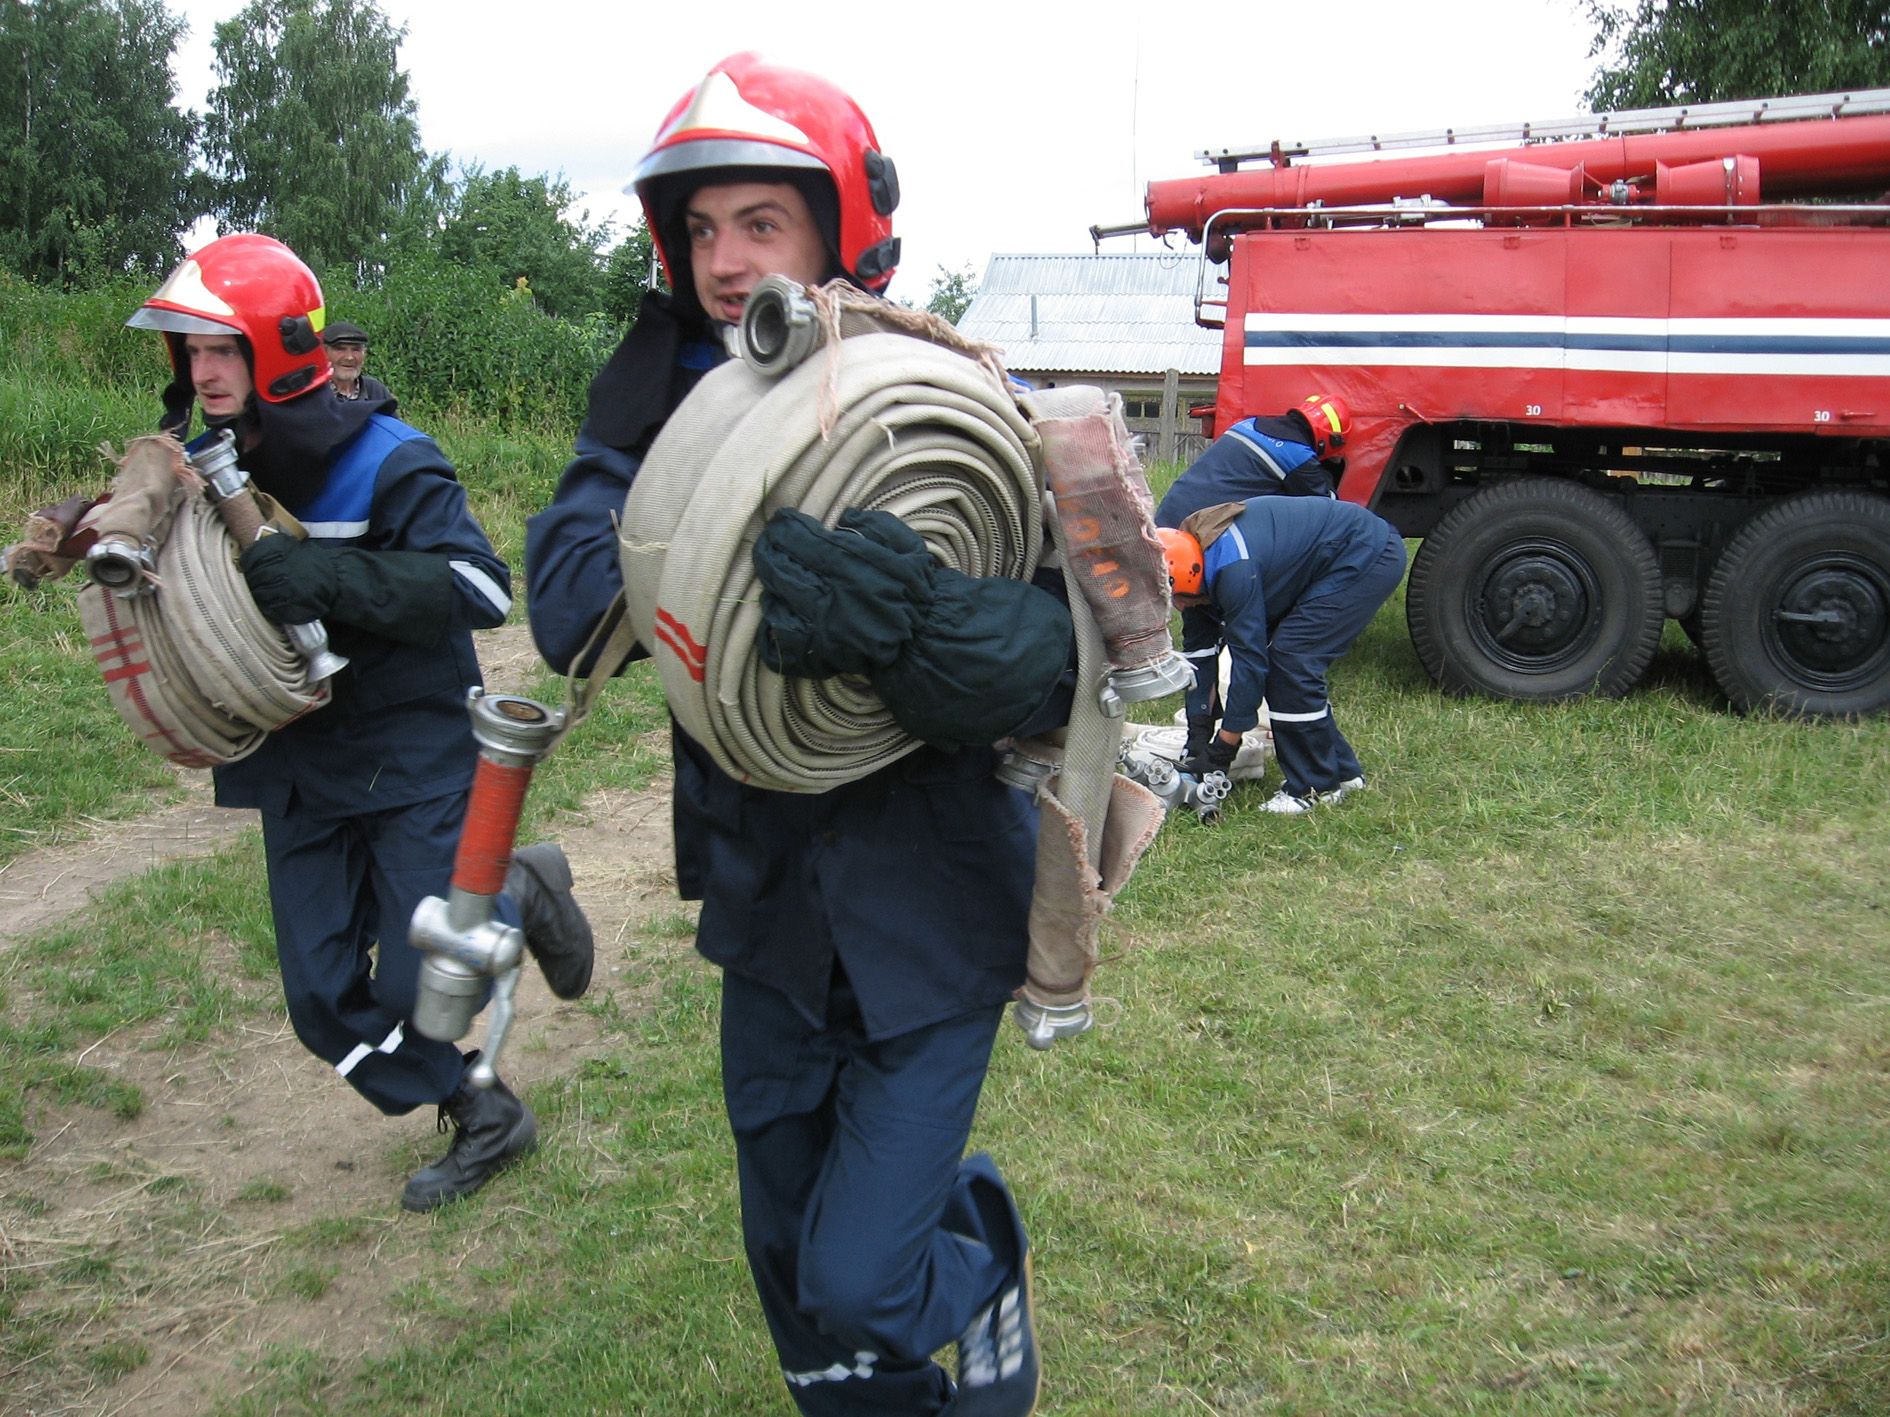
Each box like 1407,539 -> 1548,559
209,413 -> 514,1114
1185,496 -> 1406,799
526,293 -> 1048,1414
1156,414 -> 1336,528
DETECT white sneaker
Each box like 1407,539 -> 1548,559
1261,787 -> 1340,814
1335,776 -> 1367,799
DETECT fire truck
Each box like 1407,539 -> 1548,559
1103,89 -> 1890,717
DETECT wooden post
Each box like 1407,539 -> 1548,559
1157,368 -> 1180,463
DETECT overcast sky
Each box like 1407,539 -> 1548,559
165,0 -> 1603,301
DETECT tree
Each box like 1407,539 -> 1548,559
924,262 -> 979,324
1584,0 -> 1890,110
0,0 -> 196,285
202,0 -> 443,270
437,166 -> 610,319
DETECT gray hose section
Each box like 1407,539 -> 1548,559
79,495 -> 326,765
620,331 -> 1042,792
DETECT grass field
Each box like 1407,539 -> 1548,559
2,399 -> 1888,1412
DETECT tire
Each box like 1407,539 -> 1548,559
1699,490 -> 1890,718
1406,479 -> 1663,700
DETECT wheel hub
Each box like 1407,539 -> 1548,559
1476,550 -> 1592,666
1770,559 -> 1889,678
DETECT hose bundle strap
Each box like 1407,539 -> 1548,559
613,285 -> 1042,791
75,436 -> 328,767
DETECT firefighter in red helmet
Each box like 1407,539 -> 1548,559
1155,390 -> 1351,527
127,233 -> 594,1212
527,55 -> 1061,1417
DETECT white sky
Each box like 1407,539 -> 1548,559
165,0 -> 1603,300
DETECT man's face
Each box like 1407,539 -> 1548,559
184,333 -> 253,420
685,181 -> 830,326
327,339 -> 366,384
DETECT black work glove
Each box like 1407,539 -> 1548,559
239,534 -> 453,646
1180,735 -> 1239,778
754,507 -> 933,677
754,507 -> 1073,749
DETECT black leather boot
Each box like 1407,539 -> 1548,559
401,1067 -> 538,1213
506,842 -> 594,999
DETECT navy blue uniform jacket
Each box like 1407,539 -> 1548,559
1157,416 -> 1335,528
212,415 -> 512,819
1185,496 -> 1397,735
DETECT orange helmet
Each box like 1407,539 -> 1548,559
632,53 -> 900,297
127,234 -> 331,403
1296,392 -> 1350,457
1157,527 -> 1205,598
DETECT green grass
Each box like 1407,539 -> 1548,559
5,420 -> 1890,1410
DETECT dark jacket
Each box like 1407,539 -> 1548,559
211,414 -> 512,819
1183,496 -> 1400,734
525,295 -> 1047,1040
1157,414 -> 1335,527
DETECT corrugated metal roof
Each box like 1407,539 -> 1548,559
956,253 -> 1222,377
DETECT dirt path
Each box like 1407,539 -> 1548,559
1,625 -> 688,1416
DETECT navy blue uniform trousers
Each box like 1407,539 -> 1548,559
722,969 -> 1021,1415
1267,532 -> 1408,795
260,787 -> 517,1114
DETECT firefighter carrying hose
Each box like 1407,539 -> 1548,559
1160,495 -> 1406,814
525,54 -> 1065,1416
126,234 -> 594,1212
1156,391 -> 1350,527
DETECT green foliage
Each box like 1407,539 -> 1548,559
924,261 -> 979,324
203,0 -> 444,270
0,0 -> 197,285
317,247 -> 616,431
1584,0 -> 1890,108
437,166 -> 611,320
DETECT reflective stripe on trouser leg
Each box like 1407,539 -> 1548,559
260,790 -> 471,1115
720,968 -> 1011,1415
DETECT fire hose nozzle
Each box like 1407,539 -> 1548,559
408,691 -> 564,1088
1012,998 -> 1095,1050
85,537 -> 156,596
189,431 -> 349,684
731,275 -> 822,376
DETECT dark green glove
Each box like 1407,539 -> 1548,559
239,535 -> 453,646
753,506 -> 1074,749
1184,713 -> 1217,762
753,507 -> 933,677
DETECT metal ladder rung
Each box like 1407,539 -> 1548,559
1197,87 -> 1890,169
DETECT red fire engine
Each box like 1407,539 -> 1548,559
1106,88 -> 1890,717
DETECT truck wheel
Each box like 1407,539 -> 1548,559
1699,490 -> 1890,718
1406,479 -> 1663,700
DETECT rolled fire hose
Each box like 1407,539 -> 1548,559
73,434 -> 338,767
574,279 -> 1176,1047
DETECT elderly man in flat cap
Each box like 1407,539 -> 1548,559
323,321 -> 392,404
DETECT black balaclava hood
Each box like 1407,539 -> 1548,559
160,332 -> 392,511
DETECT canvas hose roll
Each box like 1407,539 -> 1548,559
69,435 -> 333,767
572,279 -> 1174,1046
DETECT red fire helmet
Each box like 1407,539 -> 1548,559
1157,527 -> 1205,598
632,53 -> 900,294
1297,391 -> 1351,457
126,234 -> 331,403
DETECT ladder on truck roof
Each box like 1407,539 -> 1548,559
1199,87 -> 1890,172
